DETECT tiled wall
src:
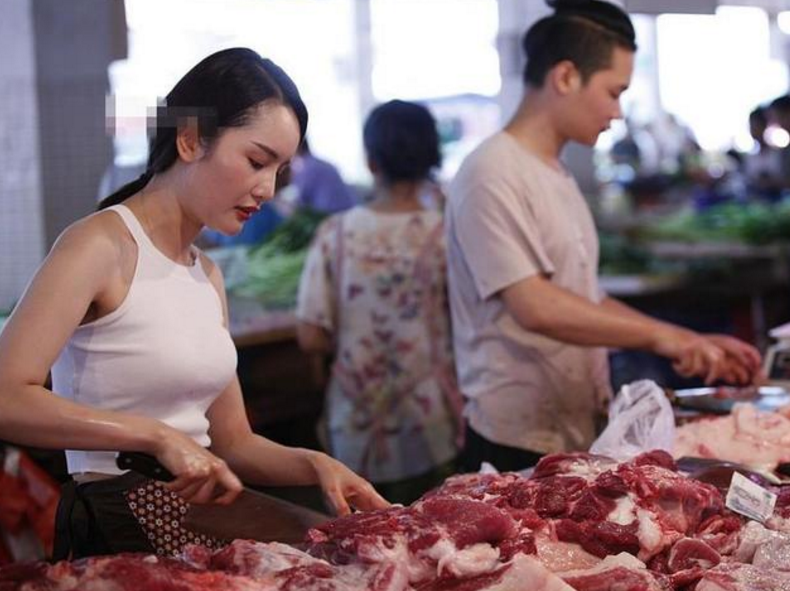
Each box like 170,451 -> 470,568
0,0 -> 45,311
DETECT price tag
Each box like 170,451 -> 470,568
725,472 -> 777,523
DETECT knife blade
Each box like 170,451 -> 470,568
116,452 -> 330,543
676,456 -> 786,488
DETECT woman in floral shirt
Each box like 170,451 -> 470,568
296,101 -> 462,503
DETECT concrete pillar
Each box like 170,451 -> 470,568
31,0 -> 125,246
0,0 -> 125,310
0,0 -> 45,311
495,0 -> 549,122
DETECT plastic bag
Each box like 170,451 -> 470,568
589,380 -> 675,462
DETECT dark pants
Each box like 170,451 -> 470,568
53,473 -> 153,561
460,424 -> 543,473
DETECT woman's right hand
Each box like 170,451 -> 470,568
152,430 -> 242,505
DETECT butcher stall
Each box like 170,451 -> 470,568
7,379 -> 790,590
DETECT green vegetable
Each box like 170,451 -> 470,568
230,209 -> 328,309
643,201 -> 790,245
250,208 -> 327,255
234,248 -> 308,309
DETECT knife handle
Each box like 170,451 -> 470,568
116,452 -> 175,482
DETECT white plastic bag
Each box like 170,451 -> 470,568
589,380 -> 675,461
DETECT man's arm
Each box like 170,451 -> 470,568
599,295 -> 761,383
501,275 -> 760,384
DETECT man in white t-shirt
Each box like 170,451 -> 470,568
446,0 -> 762,472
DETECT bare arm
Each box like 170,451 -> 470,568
501,275 -> 761,384
206,377 -> 387,515
501,275 -> 683,349
296,321 -> 333,355
0,218 -> 165,451
0,217 -> 242,504
599,295 -> 761,383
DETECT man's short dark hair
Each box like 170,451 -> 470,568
523,0 -> 637,87
750,106 -> 768,127
770,95 -> 790,115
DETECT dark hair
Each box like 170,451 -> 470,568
99,48 -> 308,210
750,106 -> 767,127
770,95 -> 790,115
363,100 -> 441,184
522,0 -> 637,88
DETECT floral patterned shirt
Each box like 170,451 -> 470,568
297,206 -> 461,482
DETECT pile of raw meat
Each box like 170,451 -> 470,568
675,402 -> 790,471
5,450 -> 790,591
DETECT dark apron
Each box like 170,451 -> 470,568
53,472 -> 225,561
53,472 -> 153,561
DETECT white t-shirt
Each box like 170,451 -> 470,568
446,132 -> 611,454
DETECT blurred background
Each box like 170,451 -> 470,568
4,0 -> 790,464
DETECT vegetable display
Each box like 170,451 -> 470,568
231,209 -> 327,309
644,201 -> 790,245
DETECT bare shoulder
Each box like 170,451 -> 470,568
43,210 -> 142,305
50,209 -> 132,264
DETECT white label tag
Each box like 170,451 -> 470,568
725,471 -> 777,523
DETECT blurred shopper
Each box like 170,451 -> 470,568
742,106 -> 782,201
446,0 -> 762,473
0,48 -> 387,560
290,139 -> 359,214
297,100 -> 462,504
768,95 -> 790,189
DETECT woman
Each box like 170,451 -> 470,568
0,48 -> 387,559
296,100 -> 462,505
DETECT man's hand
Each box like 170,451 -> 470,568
657,328 -> 763,385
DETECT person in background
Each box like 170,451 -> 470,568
289,138 -> 359,214
0,48 -> 387,560
745,104 -> 784,201
446,0 -> 762,474
768,95 -> 790,189
745,105 -> 783,199
296,100 -> 462,505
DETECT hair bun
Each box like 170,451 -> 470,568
546,0 -> 635,46
546,0 -> 589,9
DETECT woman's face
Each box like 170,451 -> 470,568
188,101 -> 301,235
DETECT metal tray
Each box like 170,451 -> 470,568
670,386 -> 790,414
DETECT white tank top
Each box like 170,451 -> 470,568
51,204 -> 238,475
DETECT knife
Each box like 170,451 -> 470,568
676,456 -> 788,488
116,452 -> 330,543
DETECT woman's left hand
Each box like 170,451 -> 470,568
306,451 -> 390,516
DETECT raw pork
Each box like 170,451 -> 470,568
674,403 -> 790,471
